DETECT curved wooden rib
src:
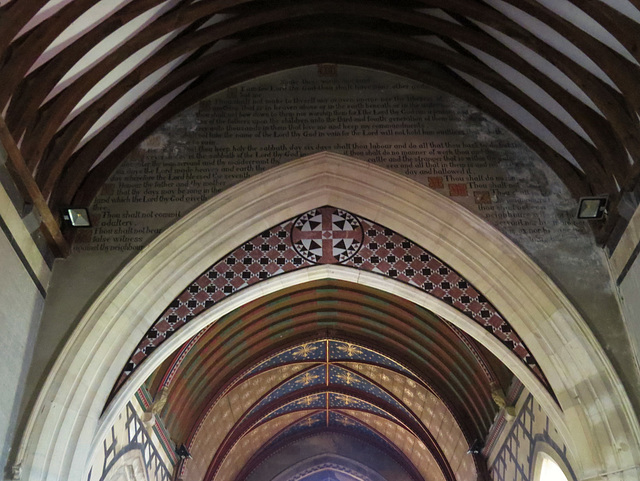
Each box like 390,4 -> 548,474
37,4 -> 612,198
2,0 -> 640,246
67,53 -> 590,213
47,25 -> 596,200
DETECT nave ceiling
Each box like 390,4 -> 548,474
142,279 -> 514,481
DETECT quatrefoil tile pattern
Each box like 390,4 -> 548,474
114,206 -> 545,393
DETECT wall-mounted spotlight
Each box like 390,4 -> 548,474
466,439 -> 482,454
576,196 -> 608,220
61,207 -> 91,227
176,444 -> 192,459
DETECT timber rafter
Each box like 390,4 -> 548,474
0,0 -> 639,245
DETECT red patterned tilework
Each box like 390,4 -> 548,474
112,207 -> 545,394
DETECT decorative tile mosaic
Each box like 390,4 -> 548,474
114,206 -> 544,393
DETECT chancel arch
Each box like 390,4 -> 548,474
16,153 -> 640,481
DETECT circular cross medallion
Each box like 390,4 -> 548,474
291,207 -> 363,264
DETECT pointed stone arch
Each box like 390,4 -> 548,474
16,153 -> 640,481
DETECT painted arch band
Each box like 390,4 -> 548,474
114,205 -> 547,398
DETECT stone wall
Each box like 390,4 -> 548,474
82,66 -> 582,255
0,226 -> 44,480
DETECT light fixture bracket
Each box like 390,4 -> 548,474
61,207 -> 91,228
576,196 -> 608,220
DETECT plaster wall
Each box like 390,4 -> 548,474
21,250 -> 133,422
0,223 -> 45,478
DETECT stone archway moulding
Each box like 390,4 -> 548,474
16,153 -> 640,481
267,453 -> 390,481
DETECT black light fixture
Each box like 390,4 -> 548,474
466,439 -> 482,454
61,207 -> 92,227
176,444 -> 192,459
576,196 -> 608,220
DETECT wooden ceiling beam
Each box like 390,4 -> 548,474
27,5 -> 611,205
0,0 -> 96,112
47,27 -> 600,205
500,0 -> 640,111
13,0 -> 256,165
415,35 -> 614,187
34,10 -> 225,198
420,0 -> 640,170
0,116 -> 68,256
2,0 -> 638,249
3,0 -> 175,137
0,0 -> 49,54
567,0 -> 640,66
66,53 -> 590,216
40,2 -> 611,183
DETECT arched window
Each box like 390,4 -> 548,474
537,453 -> 569,481
532,444 -> 574,481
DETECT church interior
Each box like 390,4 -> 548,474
2,2 -> 640,481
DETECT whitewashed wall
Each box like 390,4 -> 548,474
0,216 -> 45,478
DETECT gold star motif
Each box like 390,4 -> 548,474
303,416 -> 316,427
296,372 -> 320,386
292,343 -> 318,359
337,417 -> 355,427
299,395 -> 317,407
336,343 -> 362,357
337,371 -> 356,386
334,394 -> 354,406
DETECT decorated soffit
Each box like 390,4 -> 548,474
177,349 -> 477,481
217,412 -> 448,481
151,327 -> 500,481
131,206 -> 534,481
121,207 -> 528,436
